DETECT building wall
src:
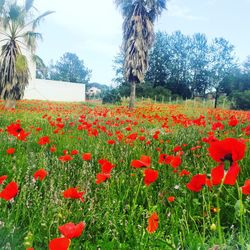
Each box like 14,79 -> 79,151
24,79 -> 86,102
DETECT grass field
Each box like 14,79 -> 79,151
0,100 -> 249,250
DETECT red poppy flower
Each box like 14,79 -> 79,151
58,222 -> 85,239
158,154 -> 181,168
82,153 -> 92,161
6,123 -> 29,141
169,156 -> 182,168
0,181 -> 18,200
70,149 -> 78,155
173,146 -> 182,152
0,175 -> 7,184
107,139 -> 115,145
179,169 -> 190,177
50,146 -> 56,153
49,238 -> 71,250
167,196 -> 175,202
6,148 -> 15,155
63,188 -> 84,202
58,154 -> 73,162
241,180 -> 250,195
146,212 -> 159,234
228,117 -> 238,127
144,169 -> 158,186
101,161 -> 115,174
38,136 -> 50,145
211,164 -> 224,185
208,138 -> 246,163
212,122 -> 224,131
96,173 -> 110,184
34,169 -> 47,181
186,174 -> 206,192
131,155 -> 151,168
223,162 -> 240,185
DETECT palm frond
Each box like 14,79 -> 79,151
31,10 -> 54,30
23,31 -> 42,51
0,0 -> 5,15
32,54 -> 46,68
24,0 -> 34,12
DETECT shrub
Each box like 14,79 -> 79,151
102,89 -> 121,104
230,90 -> 250,110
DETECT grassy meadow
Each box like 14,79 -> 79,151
0,100 -> 249,250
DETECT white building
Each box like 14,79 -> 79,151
86,87 -> 102,97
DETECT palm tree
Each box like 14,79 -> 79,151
115,0 -> 167,108
0,0 -> 53,108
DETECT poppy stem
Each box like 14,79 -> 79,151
216,192 -> 223,246
236,181 -> 244,247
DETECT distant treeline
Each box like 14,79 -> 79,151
112,31 -> 250,109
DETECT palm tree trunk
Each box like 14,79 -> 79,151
129,81 -> 136,109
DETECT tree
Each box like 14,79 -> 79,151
189,33 -> 210,98
243,56 -> 250,74
208,38 -> 237,108
0,0 -> 53,108
49,52 -> 91,83
115,0 -> 167,108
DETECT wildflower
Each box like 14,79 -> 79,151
0,175 -> 8,185
96,173 -> 110,184
208,138 -> 246,164
186,174 -> 206,192
82,153 -> 92,161
58,154 -> 73,162
33,169 -> 47,181
6,123 -> 29,141
167,196 -> 175,202
146,212 -> 159,234
228,116 -> 238,127
144,169 -> 158,186
6,148 -> 15,155
49,238 -> 71,250
58,222 -> 85,239
70,149 -> 78,155
107,139 -> 116,145
50,146 -> 56,153
0,181 -> 18,201
179,169 -> 190,177
131,155 -> 151,168
211,162 -> 240,186
63,188 -> 84,202
241,180 -> 250,195
38,136 -> 50,145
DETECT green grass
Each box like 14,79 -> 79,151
0,100 -> 249,249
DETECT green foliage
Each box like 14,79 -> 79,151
231,90 -> 250,110
48,52 -> 91,83
102,89 -> 122,104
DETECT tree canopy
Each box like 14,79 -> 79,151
48,52 -> 91,84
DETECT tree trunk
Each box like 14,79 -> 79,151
214,89 -> 219,108
4,99 -> 16,109
129,81 -> 136,109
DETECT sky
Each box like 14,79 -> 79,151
31,0 -> 250,85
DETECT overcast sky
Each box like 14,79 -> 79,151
32,0 -> 250,85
